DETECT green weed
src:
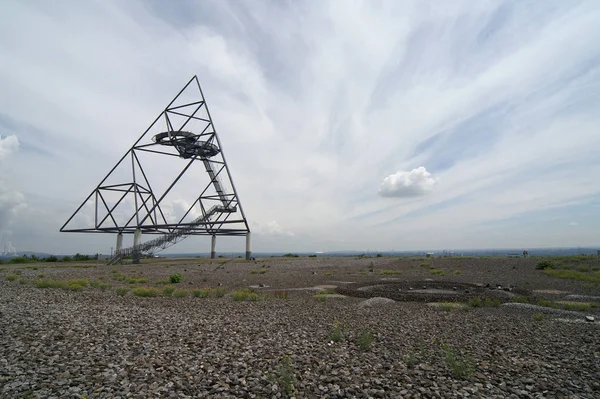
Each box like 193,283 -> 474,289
356,331 -> 374,351
441,342 -> 474,379
231,289 -> 260,301
173,289 -> 188,298
543,269 -> 600,282
273,290 -> 289,299
330,319 -> 347,342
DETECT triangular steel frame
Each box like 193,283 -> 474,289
60,76 -> 250,239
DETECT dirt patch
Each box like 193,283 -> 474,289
338,280 -> 525,302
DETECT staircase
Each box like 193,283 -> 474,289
106,205 -> 235,265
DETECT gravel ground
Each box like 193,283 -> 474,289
1,256 -> 599,398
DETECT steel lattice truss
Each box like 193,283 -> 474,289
60,76 -> 250,240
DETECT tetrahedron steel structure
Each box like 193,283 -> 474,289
60,76 -> 250,262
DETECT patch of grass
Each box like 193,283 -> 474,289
532,312 -> 543,321
576,264 -> 591,272
536,260 -> 555,270
430,269 -> 445,276
467,297 -> 501,308
6,274 -> 18,281
330,319 -> 347,342
542,268 -> 600,282
193,288 -> 210,298
273,290 -> 288,299
467,297 -> 482,307
556,301 -> 599,312
126,277 -> 149,284
163,286 -> 176,297
440,303 -> 454,312
441,342 -> 474,379
379,270 -> 401,275
323,271 -> 333,276
315,294 -> 328,302
420,262 -> 431,268
8,257 -> 28,264
536,299 -> 559,309
454,270 -> 462,275
169,273 -> 183,283
251,268 -> 268,275
90,280 -> 110,290
116,287 -> 129,296
19,279 -> 27,285
356,331 -> 374,351
132,287 -> 160,297
112,273 -> 127,282
231,289 -> 260,301
512,297 -> 530,303
275,355 -> 295,397
283,253 -> 299,257
173,289 -> 188,298
484,298 -> 501,307
35,279 -> 64,288
193,287 -> 227,298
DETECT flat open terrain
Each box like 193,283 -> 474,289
1,256 -> 599,398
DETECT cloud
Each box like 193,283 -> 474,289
1,1 -> 600,253
0,134 -> 19,161
0,134 -> 26,233
379,167 -> 437,198
252,220 -> 294,237
569,221 -> 578,226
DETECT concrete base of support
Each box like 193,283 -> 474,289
210,235 -> 216,259
133,228 -> 142,264
245,232 -> 252,260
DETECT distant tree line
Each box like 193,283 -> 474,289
0,253 -> 98,265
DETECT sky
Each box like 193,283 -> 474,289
1,0 -> 599,255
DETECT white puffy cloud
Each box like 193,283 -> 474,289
0,135 -> 19,161
379,167 -> 437,198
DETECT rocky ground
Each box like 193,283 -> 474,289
1,256 -> 599,398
